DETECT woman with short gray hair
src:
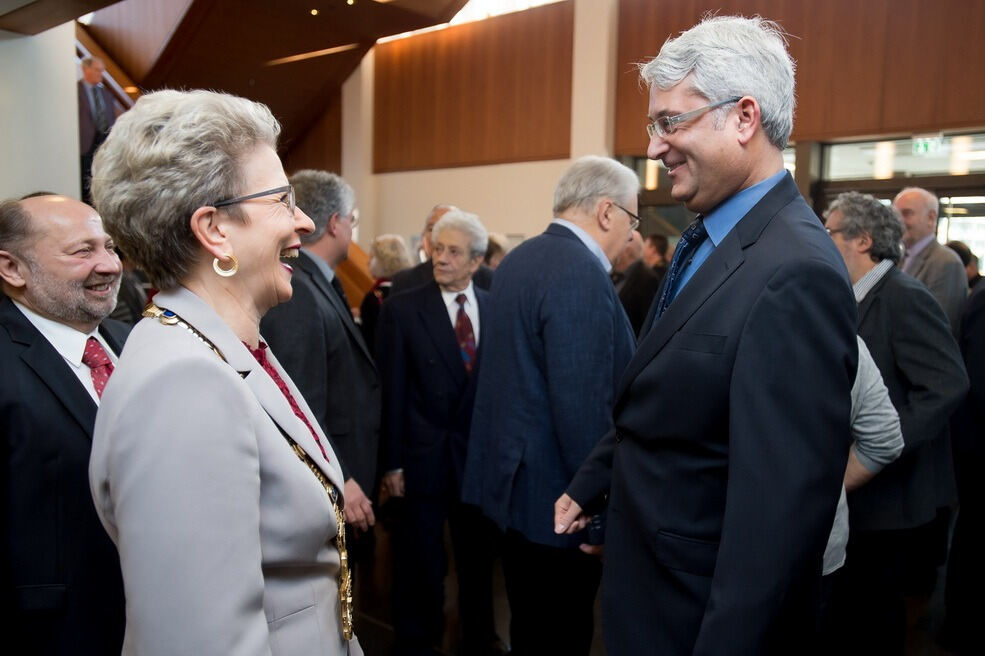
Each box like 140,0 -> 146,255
89,89 -> 361,655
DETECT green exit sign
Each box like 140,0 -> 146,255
913,136 -> 943,156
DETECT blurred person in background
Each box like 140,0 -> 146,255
360,233 -> 413,349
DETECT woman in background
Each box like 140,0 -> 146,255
359,233 -> 412,349
89,89 -> 361,655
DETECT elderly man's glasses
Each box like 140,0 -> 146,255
613,203 -> 641,231
825,227 -> 848,236
214,185 -> 295,215
646,96 -> 743,139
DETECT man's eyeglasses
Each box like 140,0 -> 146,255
825,227 -> 848,236
646,96 -> 743,139
613,203 -> 641,231
215,185 -> 295,215
348,208 -> 360,228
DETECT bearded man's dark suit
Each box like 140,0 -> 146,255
260,249 -> 380,503
390,259 -> 493,295
567,173 -> 859,655
377,281 -> 498,653
0,296 -> 128,655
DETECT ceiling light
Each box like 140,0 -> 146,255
311,9 -> 318,16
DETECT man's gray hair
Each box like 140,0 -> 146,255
553,156 -> 640,216
825,191 -> 904,264
92,89 -> 280,290
290,170 -> 355,244
432,209 -> 488,258
640,15 -> 796,150
0,199 -> 36,257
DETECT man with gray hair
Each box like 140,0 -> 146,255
554,16 -> 858,653
391,204 -> 494,294
462,155 -> 637,654
894,186 -> 967,337
0,195 -> 128,654
378,210 -> 504,655
260,170 -> 381,542
822,191 -> 967,652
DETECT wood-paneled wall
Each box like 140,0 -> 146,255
614,0 -> 985,156
373,0 -> 574,173
282,92 -> 343,177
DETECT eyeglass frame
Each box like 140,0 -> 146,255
612,202 -> 641,231
825,226 -> 848,236
214,184 -> 295,216
646,96 -> 743,139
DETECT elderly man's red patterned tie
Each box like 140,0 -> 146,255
82,336 -> 114,398
455,294 -> 476,374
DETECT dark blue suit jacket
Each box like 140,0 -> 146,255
568,173 -> 858,654
462,222 -> 635,548
378,281 -> 487,497
0,296 -> 128,655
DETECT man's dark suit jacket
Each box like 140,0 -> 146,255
462,222 -> 635,549
618,259 -> 663,336
77,80 -> 117,155
0,296 -> 128,655
390,259 -> 493,296
377,281 -> 487,497
849,266 -> 968,531
567,173 -> 859,655
261,250 -> 381,494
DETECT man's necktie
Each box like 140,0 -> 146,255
654,217 -> 708,319
454,293 -> 477,374
330,276 -> 353,319
82,336 -> 114,399
92,87 -> 109,133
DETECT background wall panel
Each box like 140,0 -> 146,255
373,0 -> 574,172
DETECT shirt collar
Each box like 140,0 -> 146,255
302,247 -> 335,282
853,259 -> 895,302
441,280 -> 476,308
12,299 -> 99,368
703,169 -> 787,246
906,234 -> 936,260
551,218 -> 612,273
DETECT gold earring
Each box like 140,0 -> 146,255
213,254 -> 238,277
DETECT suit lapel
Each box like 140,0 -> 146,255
418,283 -> 468,384
0,299 -> 96,436
617,173 -> 800,399
152,288 -> 344,488
299,252 -> 376,369
856,267 -> 894,327
618,231 -> 745,397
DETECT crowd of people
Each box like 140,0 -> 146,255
1,12 -> 982,656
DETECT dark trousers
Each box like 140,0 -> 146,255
501,530 -> 601,656
824,519 -> 943,655
391,495 -> 499,654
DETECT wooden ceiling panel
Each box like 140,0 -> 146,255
0,0 -> 119,35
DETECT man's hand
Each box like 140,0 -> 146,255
554,493 -> 589,534
343,478 -> 375,533
383,470 -> 405,498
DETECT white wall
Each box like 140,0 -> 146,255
343,0 -> 620,245
0,22 -> 80,199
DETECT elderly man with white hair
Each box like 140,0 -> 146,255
378,209 -> 504,655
